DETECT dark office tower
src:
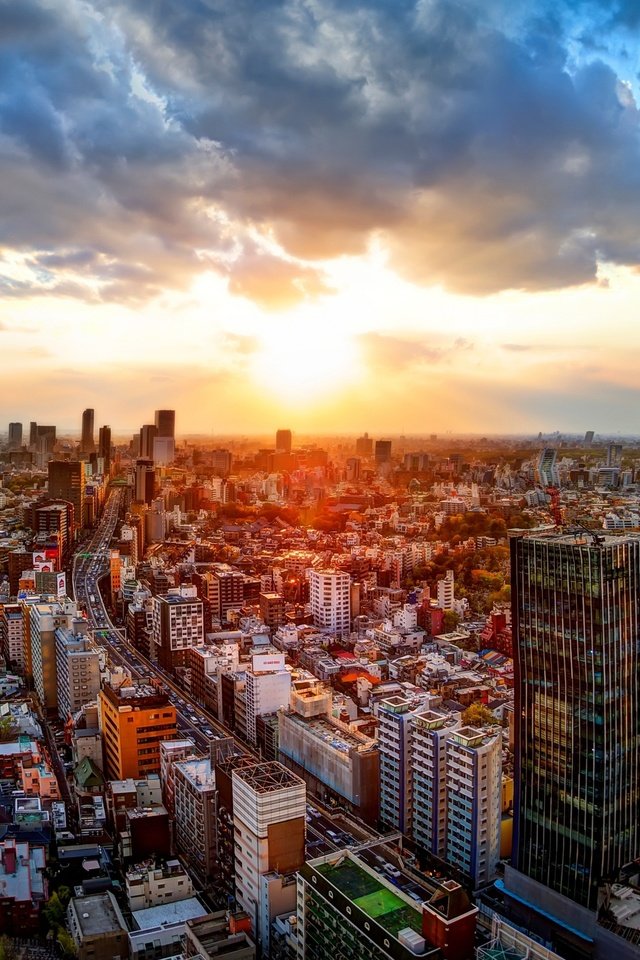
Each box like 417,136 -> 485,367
154,409 -> 175,439
355,432 -> 373,457
275,429 -> 292,454
48,461 -> 86,539
139,424 -> 158,459
29,421 -> 38,448
584,430 -> 594,446
80,408 -> 95,455
374,439 -> 392,463
98,425 -> 112,469
510,534 -> 640,910
135,459 -> 156,505
7,423 -> 22,449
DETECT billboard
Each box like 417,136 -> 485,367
56,573 -> 66,597
252,652 -> 286,673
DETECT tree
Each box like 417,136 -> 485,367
0,935 -> 17,960
44,891 -> 65,929
56,930 -> 77,959
462,702 -> 498,728
442,610 -> 460,632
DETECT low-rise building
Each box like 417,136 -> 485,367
67,891 -> 128,960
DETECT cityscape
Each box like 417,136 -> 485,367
0,416 -> 638,960
2,1 -> 640,960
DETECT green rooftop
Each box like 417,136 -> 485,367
317,859 -> 423,939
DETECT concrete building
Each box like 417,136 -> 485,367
174,757 -> 218,882
183,911 -> 256,959
378,695 -> 433,835
232,761 -> 306,950
125,859 -> 194,911
445,726 -> 502,888
67,891 -> 128,960
309,569 -> 351,637
278,680 -> 379,823
55,628 -> 101,722
0,603 -> 25,672
196,567 -> 245,626
159,738 -> 197,819
29,599 -> 83,713
129,898 -> 208,960
244,652 -> 291,746
151,588 -> 204,670
99,682 -> 177,780
259,592 -> 286,630
436,569 -> 455,611
411,710 -> 459,860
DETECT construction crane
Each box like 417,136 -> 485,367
545,486 -> 564,527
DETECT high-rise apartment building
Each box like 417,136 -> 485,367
48,461 -> 86,536
195,567 -> 244,627
81,408 -> 95,455
154,409 -> 175,438
244,652 -> 291,746
411,710 -> 458,859
535,447 -> 559,487
29,599 -> 83,713
99,682 -> 177,779
445,726 -> 502,888
275,429 -> 292,454
151,589 -> 204,671
510,534 -> 640,910
232,761 -> 306,949
173,757 -> 218,883
55,629 -> 101,722
7,422 -> 22,450
309,569 -> 351,637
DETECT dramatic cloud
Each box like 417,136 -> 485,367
1,0 -> 640,312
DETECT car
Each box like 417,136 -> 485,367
384,865 -> 402,878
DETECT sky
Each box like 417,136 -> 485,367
2,0 -> 640,435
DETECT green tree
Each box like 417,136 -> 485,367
462,702 -> 498,728
56,930 -> 77,959
44,891 -> 65,929
442,610 -> 461,632
0,935 -> 17,960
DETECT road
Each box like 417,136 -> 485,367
72,487 -> 260,757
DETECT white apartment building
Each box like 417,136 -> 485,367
29,599 -> 80,712
445,726 -> 502,888
436,569 -> 455,610
244,652 -> 291,746
151,588 -> 204,668
377,694 -> 434,834
411,710 -> 460,859
55,628 -> 101,722
309,569 -> 351,637
232,761 -> 306,951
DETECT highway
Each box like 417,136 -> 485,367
72,487 -> 260,757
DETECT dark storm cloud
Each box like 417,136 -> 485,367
2,0 -> 640,303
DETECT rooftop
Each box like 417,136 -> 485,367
70,891 -> 127,937
232,760 -> 303,794
132,895 -> 207,930
315,855 -> 425,941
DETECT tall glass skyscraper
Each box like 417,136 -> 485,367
511,534 -> 640,910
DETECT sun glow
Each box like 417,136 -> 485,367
250,317 -> 359,404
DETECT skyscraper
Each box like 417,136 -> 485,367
309,569 -> 351,637
154,409 -> 175,438
48,461 -> 86,536
7,422 -> 22,450
81,408 -> 95,455
139,423 -> 158,459
510,533 -> 640,910
98,425 -> 111,469
275,428 -> 292,454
